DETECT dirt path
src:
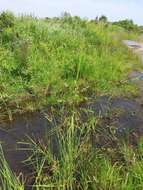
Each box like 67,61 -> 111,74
123,40 -> 143,62
123,40 -> 143,92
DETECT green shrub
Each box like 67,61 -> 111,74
0,11 -> 15,29
113,19 -> 141,32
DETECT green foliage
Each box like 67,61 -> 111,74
113,19 -> 143,32
0,11 -> 15,29
99,15 -> 108,22
0,144 -> 24,190
0,13 -> 141,116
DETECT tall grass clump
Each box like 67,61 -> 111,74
0,144 -> 24,190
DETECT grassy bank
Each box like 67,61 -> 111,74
0,12 -> 142,118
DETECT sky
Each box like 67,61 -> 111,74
0,0 -> 143,25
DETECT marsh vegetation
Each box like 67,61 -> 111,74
0,12 -> 143,189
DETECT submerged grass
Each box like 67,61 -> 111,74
0,12 -> 142,118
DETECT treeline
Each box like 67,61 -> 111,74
91,15 -> 143,33
49,12 -> 143,33
113,19 -> 143,33
0,11 -> 143,33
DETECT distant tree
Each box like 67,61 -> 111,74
0,11 -> 15,29
95,16 -> 99,21
99,15 -> 108,22
60,11 -> 73,24
61,12 -> 72,19
45,17 -> 50,20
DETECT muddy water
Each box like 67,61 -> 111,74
1,98 -> 143,176
0,111 -> 59,187
87,97 -> 143,147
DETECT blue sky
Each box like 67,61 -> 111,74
1,0 -> 143,25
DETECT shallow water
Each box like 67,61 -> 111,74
1,97 -> 143,177
0,111 -> 59,187
83,97 -> 143,146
